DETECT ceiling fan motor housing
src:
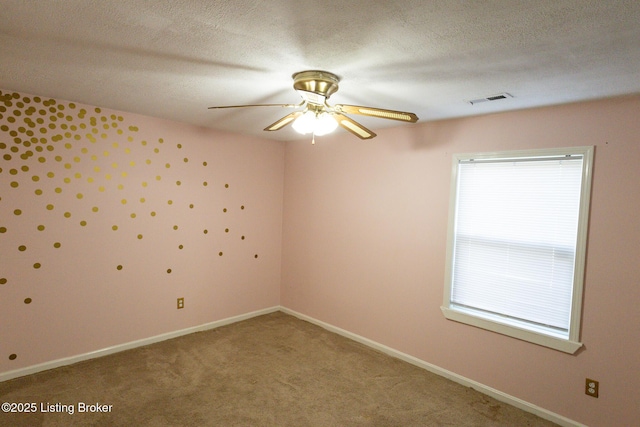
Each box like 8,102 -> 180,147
292,70 -> 340,104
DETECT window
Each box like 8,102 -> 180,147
441,146 -> 594,353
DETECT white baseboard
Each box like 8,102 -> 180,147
0,306 -> 280,383
279,306 -> 586,427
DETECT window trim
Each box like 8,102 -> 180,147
441,146 -> 594,354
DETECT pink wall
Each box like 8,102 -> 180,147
281,95 -> 640,426
0,89 -> 284,372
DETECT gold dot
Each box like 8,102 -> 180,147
14,209 -> 22,215
223,208 -> 227,212
167,200 -> 173,205
76,193 -> 83,199
121,199 -> 127,205
142,181 -> 148,187
99,186 -> 105,192
177,143 -> 182,149
203,181 -> 208,186
225,183 -> 229,188
46,204 -> 54,210
112,225 -> 118,231
241,205 -> 245,210
173,225 -> 178,230
241,236 -> 245,240
55,187 -> 62,193
254,254 -> 258,258
37,225 -> 45,231
218,252 -> 223,256
35,189 -> 43,195
165,163 -> 170,168
33,262 -> 41,269
47,172 -> 54,178
155,176 -> 161,181
176,181 -> 181,186
0,227 -> 6,233
64,177 -> 71,183
130,213 -> 136,218
92,206 -> 99,212
116,265 -> 123,270
64,212 -> 71,218
80,220 -> 87,226
183,158 -> 188,163
0,278 -> 7,285
189,204 -> 194,209
9,354 -> 17,360
87,177 -> 94,183
10,181 -> 19,188
139,198 -> 145,203
204,229 -> 208,234
53,242 -> 61,248
166,268 -> 172,274
24,298 -> 32,304
154,148 -> 159,154
137,234 -> 143,239
178,244 -> 184,249
18,245 -> 27,251
150,211 -> 156,217
117,184 -> 124,190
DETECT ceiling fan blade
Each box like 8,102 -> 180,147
332,113 -> 377,139
208,102 -> 301,110
264,111 -> 304,131
333,104 -> 418,123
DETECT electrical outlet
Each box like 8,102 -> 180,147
177,297 -> 184,309
585,378 -> 599,398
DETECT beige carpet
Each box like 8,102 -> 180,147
0,311 -> 558,426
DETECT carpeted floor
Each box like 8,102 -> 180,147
0,311 -> 558,426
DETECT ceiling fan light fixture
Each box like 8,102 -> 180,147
292,111 -> 337,136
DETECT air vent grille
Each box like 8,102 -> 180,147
467,93 -> 513,105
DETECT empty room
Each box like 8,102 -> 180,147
1,1 -> 639,426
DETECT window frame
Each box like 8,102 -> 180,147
441,146 -> 594,354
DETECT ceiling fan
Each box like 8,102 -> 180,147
208,70 -> 419,142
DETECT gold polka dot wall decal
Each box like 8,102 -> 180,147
105,174 -> 112,180
241,236 -> 245,240
47,172 -> 54,178
55,188 -> 62,193
225,183 -> 229,188
80,220 -> 87,227
24,297 -> 32,304
178,244 -> 183,249
0,278 -> 7,285
87,177 -> 94,183
223,208 -> 227,213
116,265 -> 123,270
203,181 -> 208,186
203,161 -> 207,166
130,213 -> 136,218
142,181 -> 147,187
33,262 -> 41,269
225,228 -> 229,233
254,254 -> 259,258
64,212 -> 71,218
146,159 -> 151,165
166,268 -> 172,274
10,181 -> 18,188
141,140 -> 147,146
37,225 -> 45,231
158,138 -> 163,143
63,177 -> 71,184
13,209 -> 22,215
155,175 -> 161,181
204,229 -> 208,234
99,186 -> 105,192
117,184 -> 124,190
219,252 -> 223,256
0,227 -> 6,233
189,204 -> 194,209
92,206 -> 99,212
76,193 -> 83,199
121,199 -> 127,205
46,204 -> 53,210
112,225 -> 118,231
53,242 -> 61,248
183,158 -> 188,163
241,205 -> 245,210
176,181 -> 181,186
137,234 -> 143,239
139,197 -> 145,203
150,211 -> 156,217
9,354 -> 17,361
173,225 -> 178,230
165,163 -> 170,168
154,148 -> 159,154
18,245 -> 27,251
167,200 -> 173,205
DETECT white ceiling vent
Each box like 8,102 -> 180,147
467,93 -> 513,105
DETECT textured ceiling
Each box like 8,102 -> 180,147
1,0 -> 639,141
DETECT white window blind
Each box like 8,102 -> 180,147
448,153 -> 586,341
